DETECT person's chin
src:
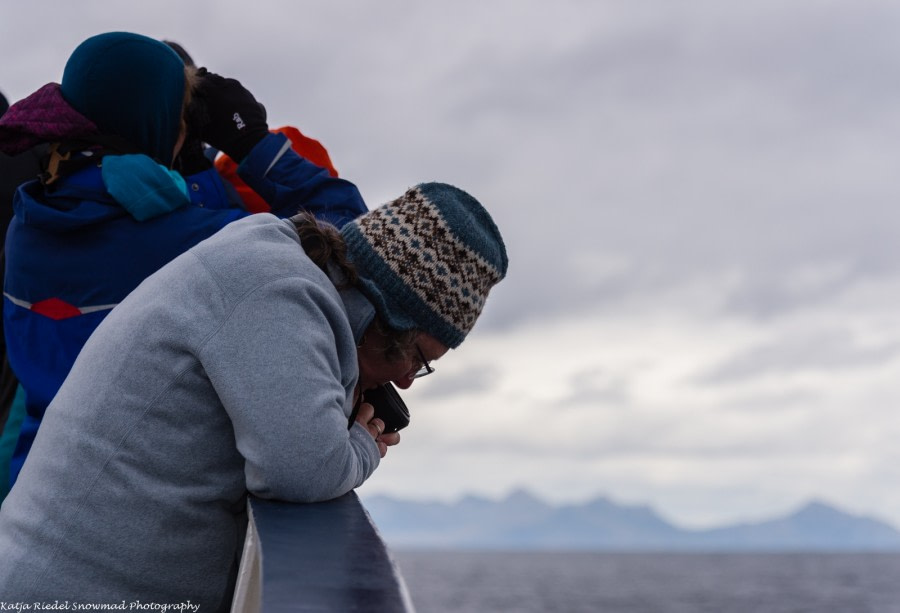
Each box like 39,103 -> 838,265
359,379 -> 379,392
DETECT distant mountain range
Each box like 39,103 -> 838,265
361,490 -> 900,551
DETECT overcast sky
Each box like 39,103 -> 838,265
4,0 -> 900,530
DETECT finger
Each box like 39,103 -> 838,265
377,431 -> 401,447
368,418 -> 386,439
194,70 -> 224,94
377,441 -> 388,458
354,402 -> 374,426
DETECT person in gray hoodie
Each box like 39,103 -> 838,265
0,182 -> 508,610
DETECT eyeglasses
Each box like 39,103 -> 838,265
412,344 -> 435,379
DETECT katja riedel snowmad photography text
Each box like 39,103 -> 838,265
0,603 -> 199,613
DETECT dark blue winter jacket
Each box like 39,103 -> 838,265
3,131 -> 367,483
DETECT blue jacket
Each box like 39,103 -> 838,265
3,132 -> 367,484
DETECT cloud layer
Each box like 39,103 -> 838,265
3,0 -> 900,528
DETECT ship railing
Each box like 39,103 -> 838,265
231,491 -> 415,612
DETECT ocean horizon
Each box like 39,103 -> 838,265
393,550 -> 900,613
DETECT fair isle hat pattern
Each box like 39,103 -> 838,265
341,182 -> 508,349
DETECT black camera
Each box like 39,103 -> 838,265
366,383 -> 411,433
348,383 -> 411,433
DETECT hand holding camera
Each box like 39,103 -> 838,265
194,68 -> 269,162
350,383 -> 410,458
364,383 -> 411,433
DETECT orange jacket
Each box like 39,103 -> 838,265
215,126 -> 339,213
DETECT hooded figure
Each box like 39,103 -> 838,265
61,32 -> 186,166
0,32 -> 367,491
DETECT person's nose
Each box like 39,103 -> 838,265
393,375 -> 415,390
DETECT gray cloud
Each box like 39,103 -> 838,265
436,418 -> 837,460
698,328 -> 900,383
713,388 -> 822,414
559,368 -> 632,408
411,364 -> 503,400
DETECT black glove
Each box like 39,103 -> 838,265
173,138 -> 213,175
194,68 -> 269,162
174,88 -> 214,174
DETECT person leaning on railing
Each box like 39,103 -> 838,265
0,31 -> 368,496
0,180 -> 508,609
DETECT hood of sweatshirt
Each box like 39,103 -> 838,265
13,165 -> 128,234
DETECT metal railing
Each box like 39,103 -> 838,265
231,492 -> 415,612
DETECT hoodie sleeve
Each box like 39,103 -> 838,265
198,274 -> 380,503
236,132 -> 368,227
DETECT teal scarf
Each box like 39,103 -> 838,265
102,154 -> 190,221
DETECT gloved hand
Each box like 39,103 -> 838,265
174,90 -> 214,174
173,137 -> 213,175
194,68 -> 269,162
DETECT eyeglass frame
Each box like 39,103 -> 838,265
412,344 -> 435,379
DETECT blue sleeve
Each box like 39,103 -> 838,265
236,133 -> 368,228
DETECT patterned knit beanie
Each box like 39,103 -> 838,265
341,182 -> 508,349
61,32 -> 185,165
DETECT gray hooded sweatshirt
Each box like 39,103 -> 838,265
0,214 -> 381,610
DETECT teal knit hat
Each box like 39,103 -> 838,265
61,32 -> 185,165
341,183 -> 508,349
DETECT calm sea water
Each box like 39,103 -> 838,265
392,551 -> 900,613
